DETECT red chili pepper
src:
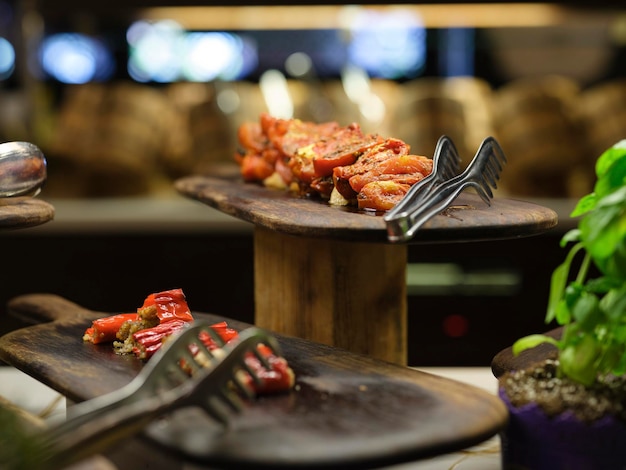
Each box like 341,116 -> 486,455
141,288 -> 194,323
198,321 -> 239,349
131,319 -> 188,360
82,313 -> 139,344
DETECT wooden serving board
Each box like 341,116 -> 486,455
175,175 -> 558,243
174,175 -> 558,364
0,197 -> 54,230
0,294 -> 507,469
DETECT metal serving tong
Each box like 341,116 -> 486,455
25,323 -> 281,470
384,135 -> 507,243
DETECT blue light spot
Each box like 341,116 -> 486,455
40,33 -> 114,84
0,37 -> 15,80
127,20 -> 256,83
348,9 -> 426,79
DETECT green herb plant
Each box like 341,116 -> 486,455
513,140 -> 626,387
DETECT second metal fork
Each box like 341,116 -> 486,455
24,323 -> 281,470
384,136 -> 507,242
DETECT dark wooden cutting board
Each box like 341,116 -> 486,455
175,175 -> 558,243
0,294 -> 507,469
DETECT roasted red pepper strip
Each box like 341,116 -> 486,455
83,313 -> 139,344
131,319 -> 188,360
243,344 -> 295,394
141,288 -> 193,323
131,320 -> 235,360
199,321 -> 239,349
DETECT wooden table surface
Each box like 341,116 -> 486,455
176,176 -> 559,365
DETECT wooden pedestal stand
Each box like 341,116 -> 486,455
254,226 -> 407,363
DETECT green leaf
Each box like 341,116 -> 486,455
571,292 -> 601,330
546,243 -> 585,323
555,299 -> 572,325
512,334 -> 559,356
584,276 -> 618,294
546,263 -> 570,323
560,229 -> 581,247
595,140 -> 626,179
571,194 -> 597,218
559,335 -> 600,386
613,356 -> 626,377
601,287 -> 626,321
595,147 -> 626,197
580,205 -> 622,258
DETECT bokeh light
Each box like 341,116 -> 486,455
127,20 -> 256,83
40,33 -> 114,84
0,37 -> 15,80
347,8 -> 426,79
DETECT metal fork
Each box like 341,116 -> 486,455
26,323 -> 281,470
384,136 -> 506,243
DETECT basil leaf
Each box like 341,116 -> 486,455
571,292 -> 601,330
580,205 -> 622,259
571,194 -> 597,218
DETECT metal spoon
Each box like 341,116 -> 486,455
0,141 -> 47,198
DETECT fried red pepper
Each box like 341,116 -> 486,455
131,319 -> 189,360
83,288 -> 194,353
241,344 -> 295,394
82,289 -> 295,394
83,313 -> 139,344
141,288 -> 193,323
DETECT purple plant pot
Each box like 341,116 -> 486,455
499,388 -> 626,469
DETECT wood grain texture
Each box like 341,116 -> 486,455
254,226 -> 407,364
0,294 -> 507,469
0,197 -> 55,230
175,175 -> 558,243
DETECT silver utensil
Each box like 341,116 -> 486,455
28,323 -> 281,470
0,141 -> 47,198
384,136 -> 506,243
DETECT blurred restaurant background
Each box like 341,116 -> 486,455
0,0 -> 624,366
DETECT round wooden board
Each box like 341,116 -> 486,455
0,197 -> 55,230
175,175 -> 558,243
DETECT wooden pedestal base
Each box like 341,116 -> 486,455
254,226 -> 408,364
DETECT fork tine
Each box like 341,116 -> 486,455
251,346 -> 272,370
202,395 -> 231,425
219,386 -> 245,412
231,370 -> 256,399
470,181 -> 493,205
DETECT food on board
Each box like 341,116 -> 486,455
83,288 -> 295,394
234,113 -> 433,211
